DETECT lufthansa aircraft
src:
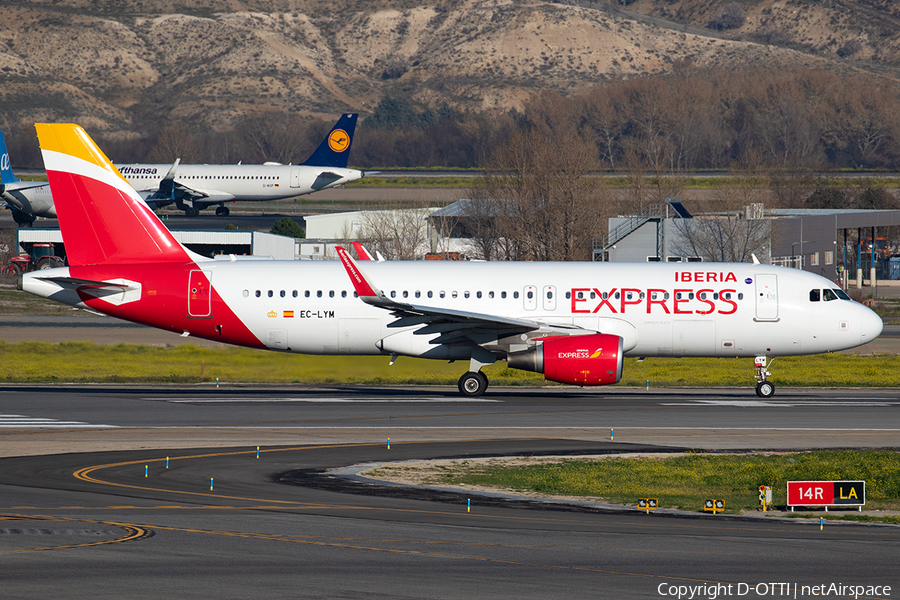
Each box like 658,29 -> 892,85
0,131 -> 55,226
118,114 -> 361,217
21,124 -> 883,397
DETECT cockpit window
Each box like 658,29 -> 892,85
809,289 -> 821,302
833,288 -> 851,300
823,289 -> 838,301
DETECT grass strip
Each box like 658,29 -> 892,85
0,341 -> 898,386
396,451 -> 900,519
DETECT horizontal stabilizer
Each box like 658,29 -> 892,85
36,276 -> 133,290
311,171 -> 344,190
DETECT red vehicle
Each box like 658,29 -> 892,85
6,243 -> 65,275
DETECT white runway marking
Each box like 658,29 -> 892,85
0,414 -> 117,428
662,400 -> 900,407
149,397 -> 502,404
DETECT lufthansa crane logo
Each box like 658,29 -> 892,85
328,129 -> 350,153
1,153 -> 10,171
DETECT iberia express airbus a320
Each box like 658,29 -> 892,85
20,124 -> 883,397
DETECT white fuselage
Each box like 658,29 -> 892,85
117,163 -> 363,202
1,183 -> 56,217
137,260 -> 881,358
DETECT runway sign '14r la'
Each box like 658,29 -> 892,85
787,481 -> 865,507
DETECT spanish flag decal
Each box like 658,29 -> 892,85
284,310 -> 295,318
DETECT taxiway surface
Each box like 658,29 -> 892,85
1,386 -> 898,598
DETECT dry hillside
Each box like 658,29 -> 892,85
0,0 -> 898,139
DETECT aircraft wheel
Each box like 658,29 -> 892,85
216,206 -> 230,217
458,371 -> 488,397
185,207 -> 199,217
756,381 -> 775,398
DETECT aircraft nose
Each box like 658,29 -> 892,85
859,305 -> 883,345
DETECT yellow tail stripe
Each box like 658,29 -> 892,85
35,123 -> 127,185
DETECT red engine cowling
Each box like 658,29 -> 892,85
507,334 -> 624,386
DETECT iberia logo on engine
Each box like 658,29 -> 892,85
328,129 -> 350,153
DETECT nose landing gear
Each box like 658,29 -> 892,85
754,355 -> 775,398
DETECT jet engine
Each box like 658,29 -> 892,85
507,334 -> 624,386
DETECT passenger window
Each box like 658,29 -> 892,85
489,291 -> 494,298
527,291 -> 534,299
823,289 -> 838,301
292,290 -> 298,298
737,293 -> 743,300
329,291 -> 335,298
243,290 -> 249,297
316,290 -> 322,298
501,291 -> 507,299
452,291 -> 458,298
280,290 -> 285,298
514,291 -> 519,299
614,292 -> 620,299
427,291 -> 433,298
305,290 -> 310,298
390,291 -> 396,298
699,292 -> 706,300
566,291 -> 571,299
688,293 -> 693,300
341,291 -> 347,298
547,291 -> 553,299
601,292 -> 607,300
268,290 -> 273,298
664,292 -> 670,300
577,291 -> 583,300
440,291 -> 446,298
590,291 -> 596,299
676,292 -> 682,300
403,291 -> 408,298
415,291 -> 421,298
810,289 -> 821,302
464,291 -> 470,299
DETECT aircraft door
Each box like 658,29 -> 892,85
542,285 -> 557,311
755,274 -> 779,321
290,168 -> 300,188
188,270 -> 212,318
523,285 -> 537,311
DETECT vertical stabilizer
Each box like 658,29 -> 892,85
301,114 -> 358,168
35,123 -> 190,266
0,131 -> 19,185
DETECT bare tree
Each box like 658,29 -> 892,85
358,202 -> 434,260
147,123 -> 200,163
673,152 -> 773,263
469,125 -> 612,261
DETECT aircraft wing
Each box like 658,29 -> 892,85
138,159 -> 234,205
335,246 -> 586,347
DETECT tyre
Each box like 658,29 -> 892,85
216,206 -> 230,217
185,207 -> 199,217
458,371 -> 488,397
756,381 -> 775,398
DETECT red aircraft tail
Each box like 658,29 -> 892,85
35,123 -> 190,266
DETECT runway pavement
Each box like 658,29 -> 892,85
1,386 -> 898,598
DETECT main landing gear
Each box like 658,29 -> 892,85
754,355 -> 775,398
215,205 -> 230,217
458,371 -> 489,397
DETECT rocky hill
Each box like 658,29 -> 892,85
1,0 -> 898,140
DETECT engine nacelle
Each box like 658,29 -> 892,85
507,333 -> 624,386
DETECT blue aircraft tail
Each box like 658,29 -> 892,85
0,131 -> 20,185
300,114 -> 358,168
